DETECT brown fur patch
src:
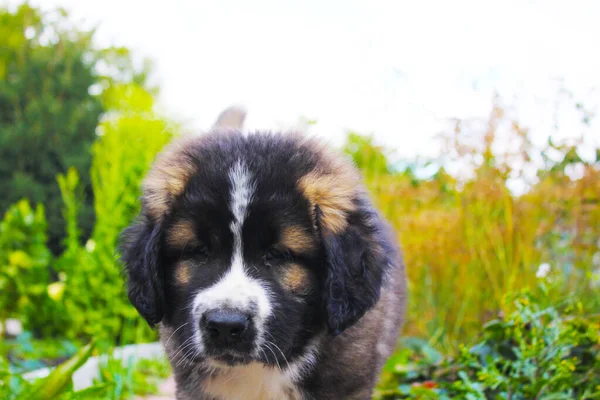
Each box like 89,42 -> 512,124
167,220 -> 198,248
142,135 -> 199,220
298,171 -> 358,234
295,136 -> 361,234
281,226 -> 316,254
175,261 -> 191,285
281,264 -> 312,295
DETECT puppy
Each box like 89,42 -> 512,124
120,107 -> 407,400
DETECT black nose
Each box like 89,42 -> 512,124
203,309 -> 250,340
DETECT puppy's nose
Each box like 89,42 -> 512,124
204,309 -> 250,340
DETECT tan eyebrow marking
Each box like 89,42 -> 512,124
281,264 -> 312,295
280,225 -> 316,254
175,261 -> 191,285
167,219 -> 199,248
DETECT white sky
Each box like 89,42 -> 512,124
7,0 -> 600,167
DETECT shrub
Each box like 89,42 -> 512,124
345,100 -> 600,351
53,83 -> 176,344
0,4 -> 152,254
376,286 -> 600,399
0,200 -> 57,336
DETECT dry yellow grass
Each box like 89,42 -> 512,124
345,102 -> 600,351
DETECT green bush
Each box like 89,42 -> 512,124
377,285 -> 600,399
0,200 -> 57,336
53,83 -> 176,344
91,356 -> 171,399
0,4 -> 155,255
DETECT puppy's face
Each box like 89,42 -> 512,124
121,131 -> 394,369
161,160 -> 321,367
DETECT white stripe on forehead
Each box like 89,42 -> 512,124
191,159 -> 272,356
229,160 -> 254,241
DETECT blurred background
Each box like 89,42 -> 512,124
1,1 -> 598,399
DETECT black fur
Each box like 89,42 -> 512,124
120,215 -> 165,327
320,203 -> 388,336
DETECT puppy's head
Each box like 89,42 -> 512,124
120,127 -> 395,369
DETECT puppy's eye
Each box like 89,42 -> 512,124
191,243 -> 210,258
264,247 -> 288,266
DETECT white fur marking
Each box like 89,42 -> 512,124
191,161 -> 273,354
283,336 -> 320,383
203,338 -> 320,400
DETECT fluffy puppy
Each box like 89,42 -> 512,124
120,107 -> 406,400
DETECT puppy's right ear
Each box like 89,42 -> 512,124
120,216 -> 164,328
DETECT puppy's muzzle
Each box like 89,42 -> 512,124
200,308 -> 256,355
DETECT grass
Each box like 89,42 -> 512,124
344,102 -> 600,353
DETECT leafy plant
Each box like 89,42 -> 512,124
0,340 -> 95,400
0,4 -> 154,254
0,331 -> 79,374
376,286 -> 600,399
348,98 -> 600,351
53,83 -> 176,344
91,355 -> 171,399
0,200 -> 54,335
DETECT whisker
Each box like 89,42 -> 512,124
164,322 -> 189,349
185,348 -> 200,369
258,347 -> 269,364
170,337 -> 196,361
270,341 -> 289,366
264,332 -> 291,371
263,341 -> 282,371
177,346 -> 199,367
180,239 -> 191,257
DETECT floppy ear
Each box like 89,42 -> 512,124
119,216 -> 165,328
319,201 -> 392,336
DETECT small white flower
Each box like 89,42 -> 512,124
5,319 -> 23,337
536,263 -> 551,279
85,239 -> 96,253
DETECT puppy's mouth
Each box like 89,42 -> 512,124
213,352 -> 251,366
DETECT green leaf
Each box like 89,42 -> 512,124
18,340 -> 96,400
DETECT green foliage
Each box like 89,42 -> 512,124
91,356 -> 171,399
346,101 -> 600,352
0,200 -> 56,334
377,287 -> 600,399
53,83 -> 175,344
1,338 -> 170,400
0,4 -> 154,254
344,133 -> 394,178
0,340 -> 95,400
0,331 -> 78,374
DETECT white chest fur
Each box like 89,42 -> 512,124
203,363 -> 301,400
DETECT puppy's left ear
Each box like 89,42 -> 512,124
319,199 -> 394,336
119,216 -> 165,328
